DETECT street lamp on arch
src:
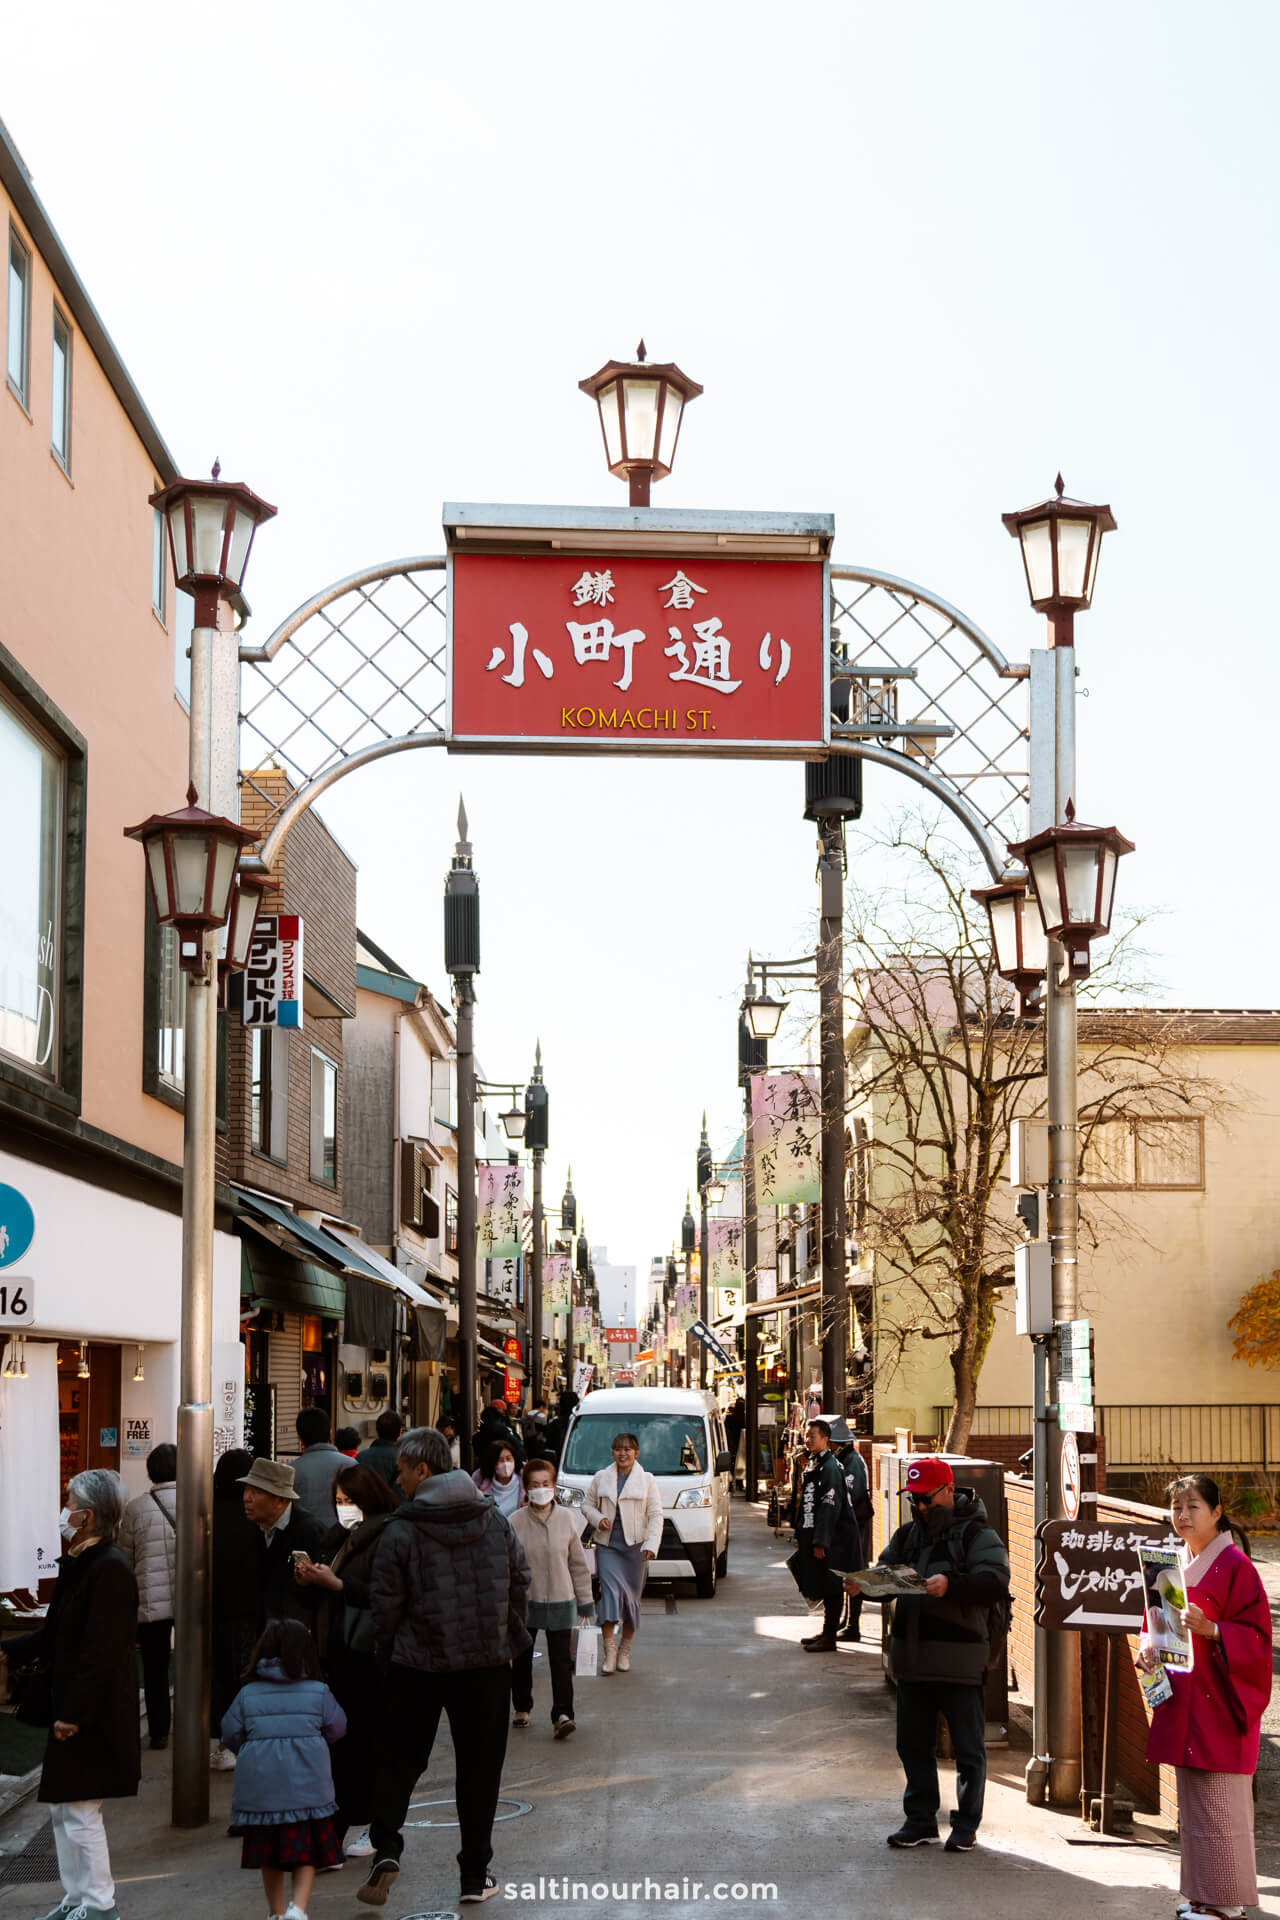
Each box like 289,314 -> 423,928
579,343 -> 702,508
150,469 -> 277,628
971,873 -> 1048,1012
1007,804 -> 1134,979
1001,475 -> 1116,620
124,787 -> 258,975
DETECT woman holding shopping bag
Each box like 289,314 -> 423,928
1137,1472 -> 1272,1920
581,1433 -> 662,1674
508,1459 -> 594,1737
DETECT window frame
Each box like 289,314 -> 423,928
251,1025 -> 290,1165
140,887 -> 228,1123
309,1046 -> 339,1188
445,1186 -> 459,1255
0,644 -> 85,1115
7,225 -> 30,409
1081,1113 -> 1205,1192
50,304 -> 71,473
152,505 -> 167,626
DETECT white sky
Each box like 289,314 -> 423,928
8,2 -> 1279,1294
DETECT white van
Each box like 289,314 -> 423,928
554,1386 -> 732,1596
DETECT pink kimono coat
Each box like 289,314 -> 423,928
1145,1529 -> 1273,1774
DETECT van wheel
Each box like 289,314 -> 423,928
694,1549 -> 717,1598
715,1543 -> 728,1579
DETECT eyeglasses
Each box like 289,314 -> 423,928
910,1489 -> 940,1507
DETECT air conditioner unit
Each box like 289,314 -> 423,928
368,1371 -> 389,1399
369,1348 -> 390,1366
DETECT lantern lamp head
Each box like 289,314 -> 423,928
1006,802 -> 1135,976
1001,475 -> 1116,618
149,471 -> 276,628
579,345 -> 703,507
124,787 -> 259,974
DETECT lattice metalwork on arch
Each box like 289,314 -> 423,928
238,554 -> 1030,865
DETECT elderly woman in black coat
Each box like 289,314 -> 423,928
6,1467 -> 140,1920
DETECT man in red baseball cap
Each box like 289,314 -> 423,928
846,1453 -> 1009,1853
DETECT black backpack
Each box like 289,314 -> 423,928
946,1515 -> 1012,1672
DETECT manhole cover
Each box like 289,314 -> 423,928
0,1820 -> 57,1887
406,1796 -> 532,1829
397,1911 -> 460,1919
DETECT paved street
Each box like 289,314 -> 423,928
2,1503 -> 1276,1920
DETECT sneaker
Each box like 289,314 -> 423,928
553,1714 -> 576,1739
944,1830 -> 977,1852
512,1710 -> 531,1728
33,1903 -> 78,1920
886,1824 -> 940,1847
210,1744 -> 236,1771
285,1904 -> 309,1919
460,1874 -> 499,1904
345,1830 -> 376,1859
356,1858 -> 400,1907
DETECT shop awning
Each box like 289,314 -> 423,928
743,1284 -> 823,1320
236,1191 -> 385,1283
240,1232 -> 346,1319
477,1335 -> 512,1366
323,1226 -> 448,1311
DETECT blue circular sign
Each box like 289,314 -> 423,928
0,1186 -> 35,1268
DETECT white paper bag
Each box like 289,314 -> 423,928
574,1624 -> 600,1678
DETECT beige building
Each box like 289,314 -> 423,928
0,115 -> 242,1590
857,1003 -> 1280,1474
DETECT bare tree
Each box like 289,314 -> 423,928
840,813 -> 1234,1453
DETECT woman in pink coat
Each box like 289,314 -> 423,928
1138,1473 -> 1272,1919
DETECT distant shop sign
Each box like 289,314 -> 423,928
242,916 -> 304,1028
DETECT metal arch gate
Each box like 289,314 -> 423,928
238,559 -> 1030,875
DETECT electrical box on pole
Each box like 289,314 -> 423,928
1009,1117 -> 1050,1189
1015,1241 -> 1053,1338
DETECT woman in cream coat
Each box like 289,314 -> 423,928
582,1433 -> 663,1673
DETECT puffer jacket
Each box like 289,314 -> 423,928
119,1482 -> 177,1623
370,1468 -> 531,1673
880,1488 -> 1010,1686
221,1658 -> 346,1824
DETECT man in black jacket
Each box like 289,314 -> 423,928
795,1419 -> 856,1652
237,1457 -> 327,1627
847,1456 -> 1010,1852
358,1425 -> 531,1910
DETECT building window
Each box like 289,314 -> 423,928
1082,1115 -> 1204,1190
152,506 -> 167,623
251,1027 -> 289,1162
445,1187 -> 459,1254
309,1048 -> 338,1187
0,693 -> 63,1078
50,308 -> 71,470
155,924 -> 186,1091
7,228 -> 29,405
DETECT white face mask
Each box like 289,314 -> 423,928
336,1505 -> 362,1530
494,1461 -> 515,1482
58,1506 -> 81,1543
528,1487 -> 555,1508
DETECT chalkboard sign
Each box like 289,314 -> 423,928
243,1382 -> 276,1461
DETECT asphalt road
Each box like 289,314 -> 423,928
1,1504 -> 1277,1919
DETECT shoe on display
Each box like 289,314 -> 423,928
944,1830 -> 977,1852
553,1715 -> 576,1739
345,1831 -> 376,1859
460,1874 -> 499,1904
356,1858 -> 400,1907
886,1824 -> 940,1847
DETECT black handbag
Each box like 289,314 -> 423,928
12,1661 -> 53,1727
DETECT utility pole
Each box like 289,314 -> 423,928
817,817 -> 848,1414
696,1115 -> 712,1389
444,801 -> 480,1469
525,1043 -> 548,1411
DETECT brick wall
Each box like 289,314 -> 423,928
969,1433 -> 1107,1487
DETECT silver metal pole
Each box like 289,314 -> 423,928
1045,615 -> 1082,1808
1026,1333 -> 1050,1803
818,818 -> 847,1413
699,1193 -> 709,1389
530,1146 -> 544,1410
456,980 -> 478,1469
172,619 -> 217,1828
743,1083 -> 760,1501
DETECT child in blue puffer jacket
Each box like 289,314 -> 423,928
221,1619 -> 347,1920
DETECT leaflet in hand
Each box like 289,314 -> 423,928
1137,1545 -> 1192,1670
835,1563 -> 928,1597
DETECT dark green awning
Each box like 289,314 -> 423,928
240,1235 -> 345,1318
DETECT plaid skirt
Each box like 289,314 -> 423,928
240,1817 -> 343,1871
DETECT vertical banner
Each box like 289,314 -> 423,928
242,915 -> 304,1028
708,1217 -> 744,1288
477,1164 -> 524,1259
751,1070 -> 821,1205
542,1253 -> 572,1323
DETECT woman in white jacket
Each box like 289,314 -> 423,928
582,1433 -> 663,1674
118,1442 -> 177,1749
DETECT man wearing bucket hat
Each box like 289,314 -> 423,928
236,1458 -> 328,1628
846,1455 -> 1009,1853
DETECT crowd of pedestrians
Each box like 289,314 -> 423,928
1,1398 -> 1273,1920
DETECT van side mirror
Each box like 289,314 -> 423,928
715,1450 -> 732,1475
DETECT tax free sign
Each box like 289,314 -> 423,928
446,506 -> 832,757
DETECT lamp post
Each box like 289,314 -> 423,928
579,343 -> 702,508
998,477 -> 1123,1810
695,1116 -> 715,1389
128,468 -> 275,1830
738,981 -> 768,1500
681,1194 -> 696,1389
444,799 -> 480,1468
524,1043 -> 548,1414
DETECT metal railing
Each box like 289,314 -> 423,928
934,1403 -> 1280,1471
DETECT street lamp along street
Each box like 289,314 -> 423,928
150,468 -> 277,627
743,988 -> 787,1041
1000,474 -> 1116,615
1007,804 -> 1134,978
578,342 -> 703,508
971,874 -> 1048,1012
220,871 -> 269,985
499,1102 -> 527,1142
124,787 -> 258,974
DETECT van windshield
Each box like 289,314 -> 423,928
561,1412 -> 708,1476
